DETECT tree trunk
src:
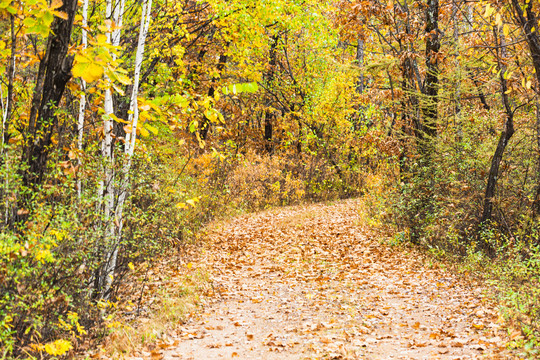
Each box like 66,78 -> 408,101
95,0 -> 125,300
356,37 -> 365,95
21,0 -> 78,193
2,14 -> 15,148
511,1 -> 540,84
452,0 -> 462,138
77,0 -> 89,199
534,99 -> 540,216
421,0 -> 440,151
101,0 -> 153,301
264,35 -> 279,153
480,28 -> 515,232
200,51 -> 228,141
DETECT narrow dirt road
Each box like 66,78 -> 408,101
163,200 -> 512,359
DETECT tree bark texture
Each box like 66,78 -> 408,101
422,0 -> 440,148
481,29 -> 515,231
264,35 -> 279,153
200,51 -> 228,141
22,0 -> 78,191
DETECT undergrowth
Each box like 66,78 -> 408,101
94,254 -> 211,358
361,185 -> 540,359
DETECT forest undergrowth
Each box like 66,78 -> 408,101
362,180 -> 540,359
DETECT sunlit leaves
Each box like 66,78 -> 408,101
72,53 -> 104,83
19,0 -> 68,36
484,3 -> 495,18
72,34 -> 132,87
176,197 -> 200,209
0,0 -> 16,15
221,82 -> 259,95
31,339 -> 73,356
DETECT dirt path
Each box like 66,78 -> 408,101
162,200 -> 512,359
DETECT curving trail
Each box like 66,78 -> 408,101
162,200 -> 512,359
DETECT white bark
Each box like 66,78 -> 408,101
115,0 -> 153,237
77,0 -> 88,198
101,0 -> 152,301
125,0 -> 152,158
0,83 -> 7,146
0,84 -> 9,225
99,0 -> 122,301
112,0 -> 125,48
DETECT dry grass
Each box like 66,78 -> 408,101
88,253 -> 212,359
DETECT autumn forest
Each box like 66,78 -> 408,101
2,0 -> 540,358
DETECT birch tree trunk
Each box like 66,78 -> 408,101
97,0 -> 124,300
1,14 -> 16,224
100,0 -> 152,301
77,0 -> 89,199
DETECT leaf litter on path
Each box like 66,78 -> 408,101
154,200 -> 513,359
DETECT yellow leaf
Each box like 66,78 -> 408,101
128,262 -> 135,271
204,109 -> 218,122
186,262 -> 193,269
503,24 -> 510,37
176,202 -> 187,209
86,63 -> 104,82
145,124 -> 158,135
112,82 -> 125,96
139,126 -> 149,137
53,11 -> 68,20
44,339 -> 72,356
96,34 -> 108,44
495,13 -> 502,27
50,0 -> 63,10
484,4 -> 494,18
114,72 -> 132,86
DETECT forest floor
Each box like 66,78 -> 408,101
124,199 -> 515,359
